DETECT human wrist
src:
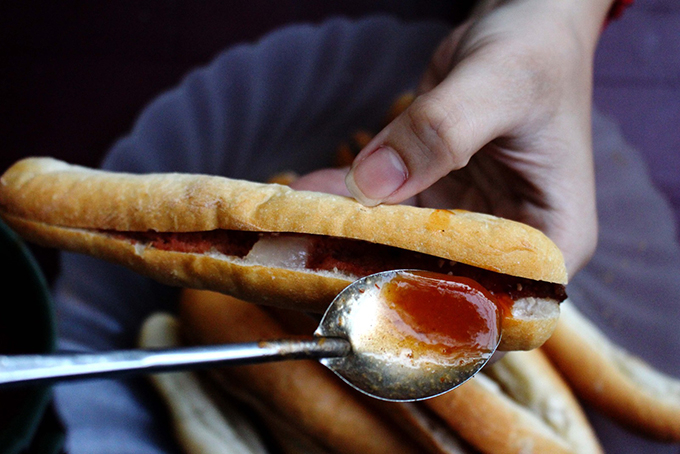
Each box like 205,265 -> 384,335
474,0 -> 615,52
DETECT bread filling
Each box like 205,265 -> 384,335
105,229 -> 567,304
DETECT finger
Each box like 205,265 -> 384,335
345,53 -> 537,207
290,167 -> 418,206
289,168 -> 352,197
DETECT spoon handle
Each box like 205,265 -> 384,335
0,337 -> 350,389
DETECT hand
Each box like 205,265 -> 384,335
344,0 -> 614,276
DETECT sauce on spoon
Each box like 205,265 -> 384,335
380,271 -> 501,366
317,269 -> 502,401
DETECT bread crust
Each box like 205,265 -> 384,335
178,290 -> 600,454
178,289 -> 427,454
3,214 -> 558,351
372,403 -> 475,454
425,349 -> 603,454
0,157 -> 567,350
0,157 -> 567,284
138,313 -> 270,454
542,302 -> 680,441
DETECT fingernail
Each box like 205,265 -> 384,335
345,146 -> 407,206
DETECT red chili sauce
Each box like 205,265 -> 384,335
380,271 -> 501,361
105,229 -> 567,305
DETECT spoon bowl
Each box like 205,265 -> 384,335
317,269 -> 501,401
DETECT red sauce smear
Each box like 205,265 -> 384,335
108,230 -> 259,257
103,229 -> 566,304
306,235 -> 564,303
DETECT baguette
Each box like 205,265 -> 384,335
542,301 -> 680,441
368,402 -> 477,454
425,349 -> 603,454
138,313 -> 270,454
140,306 -> 472,454
140,311 -> 339,454
173,289 -> 601,454
0,157 -> 568,350
177,288 -> 428,454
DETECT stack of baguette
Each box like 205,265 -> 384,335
138,289 -> 596,454
139,290 -> 680,454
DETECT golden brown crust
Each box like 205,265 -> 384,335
1,157 -> 567,350
2,214 -> 348,312
0,157 -> 567,284
178,289 -> 427,454
542,302 -> 680,441
371,403 -> 475,454
425,349 -> 603,454
3,214 -> 558,350
138,313 -> 271,454
176,290 -> 600,454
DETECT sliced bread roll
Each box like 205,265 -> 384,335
0,157 -> 568,350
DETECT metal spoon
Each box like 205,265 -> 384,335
0,270 -> 500,401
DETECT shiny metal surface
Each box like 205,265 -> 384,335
316,269 -> 500,401
0,338 -> 350,388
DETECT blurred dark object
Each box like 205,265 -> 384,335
0,219 -> 62,454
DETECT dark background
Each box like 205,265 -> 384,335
1,0 -> 678,285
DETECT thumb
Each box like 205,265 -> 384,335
346,60 -> 523,206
